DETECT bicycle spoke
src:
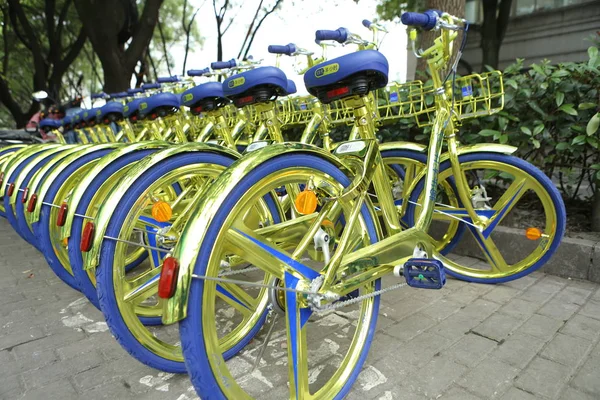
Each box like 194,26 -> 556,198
225,223 -> 319,280
285,272 -> 310,399
467,225 -> 509,273
482,177 -> 528,238
123,267 -> 161,305
216,282 -> 258,317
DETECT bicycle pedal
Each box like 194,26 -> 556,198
403,258 -> 446,289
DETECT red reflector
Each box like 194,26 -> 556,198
7,183 -> 15,196
193,106 -> 203,113
80,221 -> 95,252
27,194 -> 37,213
0,172 -> 4,186
158,257 -> 180,299
238,95 -> 254,105
57,202 -> 68,227
326,86 -> 350,99
21,187 -> 29,203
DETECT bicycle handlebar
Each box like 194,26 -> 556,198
110,92 -> 129,99
401,10 -> 440,31
157,76 -> 180,83
187,68 -> 210,76
141,83 -> 161,90
362,19 -> 372,28
127,88 -> 143,95
315,28 -> 350,44
211,59 -> 236,70
91,92 -> 106,99
268,43 -> 297,56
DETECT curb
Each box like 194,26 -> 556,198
450,225 -> 600,283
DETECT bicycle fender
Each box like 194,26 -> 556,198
61,141 -> 172,239
162,142 -> 354,325
379,141 -> 427,153
0,144 -> 62,198
440,143 -> 517,162
29,143 -> 122,224
83,142 -> 241,272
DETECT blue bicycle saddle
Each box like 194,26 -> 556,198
98,102 -> 124,121
304,50 -> 389,103
181,82 -> 226,107
138,93 -> 180,117
39,119 -> 62,130
124,99 -> 144,119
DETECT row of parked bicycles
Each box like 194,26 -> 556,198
0,10 -> 565,399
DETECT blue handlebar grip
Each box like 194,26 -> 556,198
362,19 -> 372,28
157,76 -> 180,83
110,92 -> 129,99
91,92 -> 106,99
267,43 -> 297,56
127,88 -> 143,94
141,83 -> 161,90
315,27 -> 349,44
211,59 -> 236,70
401,10 -> 439,30
187,68 -> 210,76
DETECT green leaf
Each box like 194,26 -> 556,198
500,134 -> 509,144
505,79 -> 518,90
520,126 -> 532,135
551,69 -> 570,78
555,142 -> 569,150
529,101 -> 546,117
532,64 -> 546,76
559,104 -> 578,116
555,91 -> 564,107
499,116 -> 508,131
479,129 -> 500,137
587,113 -> 600,135
588,136 -> 599,149
532,139 -> 540,148
572,135 -> 587,145
589,46 -> 598,62
590,164 -> 600,170
579,103 -> 597,110
533,124 -> 544,135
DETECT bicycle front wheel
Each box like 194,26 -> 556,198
406,152 -> 566,283
180,153 -> 380,399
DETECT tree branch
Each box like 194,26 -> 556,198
124,0 -> 164,71
156,19 -> 172,76
242,0 -> 283,59
7,0 -> 47,89
237,0 -> 263,59
50,27 -> 87,87
496,0 -> 513,45
56,0 -> 74,44
182,7 -> 200,75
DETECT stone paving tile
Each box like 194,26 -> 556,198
490,332 -> 546,368
515,356 -> 571,398
440,332 -> 498,367
499,386 -> 538,400
540,333 -> 592,367
559,387 -> 598,400
560,314 -> 600,341
457,357 -> 519,398
2,217 -> 600,400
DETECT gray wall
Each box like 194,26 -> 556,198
463,1 -> 600,70
405,1 -> 600,79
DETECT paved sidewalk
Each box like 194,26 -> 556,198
1,217 -> 600,400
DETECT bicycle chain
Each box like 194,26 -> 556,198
214,264 -> 407,313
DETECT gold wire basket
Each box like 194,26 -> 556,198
277,95 -> 319,127
377,70 -> 505,127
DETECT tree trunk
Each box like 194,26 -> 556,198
480,0 -> 513,70
593,181 -> 600,231
415,0 -> 465,77
75,0 -> 163,92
